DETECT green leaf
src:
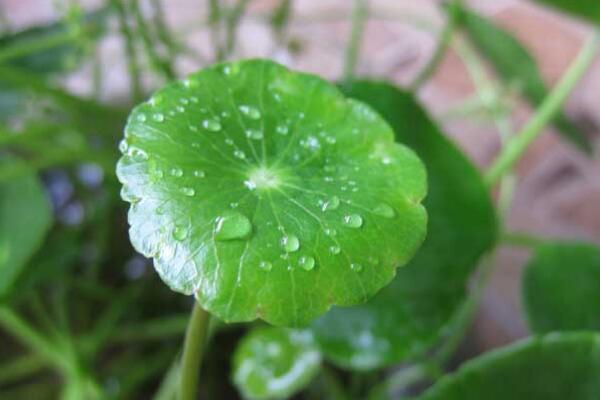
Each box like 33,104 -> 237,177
116,60 -> 427,327
523,242 -> 600,334
420,332 -> 600,400
454,6 -> 591,153
232,327 -> 321,400
0,156 -> 52,298
311,81 -> 497,371
533,0 -> 600,27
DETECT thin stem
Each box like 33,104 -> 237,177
485,33 -> 600,186
0,354 -> 47,385
112,0 -> 143,102
0,30 -> 75,64
343,0 -> 368,83
410,0 -> 460,90
179,301 -> 211,400
222,0 -> 251,60
501,231 -> 547,248
367,364 -> 435,400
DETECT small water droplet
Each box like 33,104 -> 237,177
343,214 -> 363,228
129,147 -> 148,162
153,113 -> 165,122
239,105 -> 261,119
137,113 -> 147,122
325,136 -> 336,144
298,255 -> 315,271
321,196 -> 340,212
329,245 -> 341,255
245,129 -> 263,140
324,228 -> 337,237
281,234 -> 300,252
202,118 -> 222,132
170,167 -> 183,177
259,261 -> 273,271
118,140 -> 128,153
234,150 -> 246,159
276,125 -> 289,135
193,170 -> 206,178
373,203 -> 395,218
156,206 -> 164,215
173,225 -> 188,241
181,187 -> 195,197
225,138 -> 234,146
350,263 -> 363,272
230,202 -> 238,208
214,212 -> 252,241
368,256 -> 379,266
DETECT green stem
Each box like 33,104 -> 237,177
343,0 -> 368,83
112,0 -> 143,101
222,0 -> 252,60
0,31 -> 75,64
410,0 -> 460,90
0,354 -> 47,385
485,33 -> 600,186
501,231 -> 547,248
179,301 -> 211,400
367,364 -> 435,400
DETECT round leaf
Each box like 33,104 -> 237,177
421,332 -> 600,400
232,327 -> 321,400
311,82 -> 497,370
523,242 -> 600,333
0,156 -> 52,298
116,60 -> 427,327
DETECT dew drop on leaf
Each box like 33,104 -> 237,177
299,255 -> 316,271
169,167 -> 183,177
276,124 -> 289,135
281,234 -> 300,253
239,105 -> 261,119
214,212 -> 252,241
258,261 -> 273,271
234,150 -> 246,159
137,113 -> 147,122
343,214 -> 363,228
181,187 -> 195,197
321,196 -> 340,212
373,203 -> 395,218
245,129 -> 264,140
193,170 -> 206,178
173,225 -> 188,241
350,263 -> 363,272
152,113 -> 165,122
329,245 -> 341,255
202,118 -> 222,132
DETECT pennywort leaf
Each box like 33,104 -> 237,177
523,242 -> 600,334
0,156 -> 52,298
117,60 -> 427,327
311,81 -> 497,370
421,332 -> 600,400
455,6 -> 591,152
232,327 -> 321,400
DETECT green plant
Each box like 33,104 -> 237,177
1,0 -> 600,399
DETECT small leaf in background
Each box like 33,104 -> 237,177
523,242 -> 600,334
232,327 -> 321,400
420,333 -> 600,400
311,81 -> 497,371
534,0 -> 600,28
454,6 -> 591,153
116,60 -> 427,327
0,156 -> 52,298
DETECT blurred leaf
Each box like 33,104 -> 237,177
523,241 -> 600,334
116,59 -> 427,327
232,327 -> 321,400
420,332 -> 600,399
311,81 -> 497,371
455,6 -> 591,153
533,0 -> 600,27
0,156 -> 52,298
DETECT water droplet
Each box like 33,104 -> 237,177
321,196 -> 340,212
281,234 -> 300,252
343,214 -> 363,228
118,140 -> 128,153
129,147 -> 148,162
329,245 -> 341,255
239,105 -> 261,119
181,187 -> 195,197
325,136 -> 336,144
193,170 -> 206,178
190,96 -> 199,103
276,125 -> 289,135
202,118 -> 221,132
234,150 -> 246,159
350,263 -> 363,272
152,113 -> 165,122
173,225 -> 188,241
373,203 -> 395,218
259,261 -> 273,271
298,255 -> 315,271
170,167 -> 183,177
214,212 -> 252,241
324,228 -> 337,237
189,125 -> 198,132
245,129 -> 263,140
136,113 -> 147,122
368,256 -> 379,266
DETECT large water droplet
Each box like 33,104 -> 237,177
239,105 -> 261,119
245,129 -> 263,140
202,118 -> 222,132
343,214 -> 363,228
258,261 -> 273,271
321,196 -> 340,212
214,212 -> 252,241
281,234 -> 300,252
299,255 -> 315,271
173,225 -> 188,241
373,203 -> 395,218
137,113 -> 147,122
350,263 -> 363,272
181,187 -> 195,197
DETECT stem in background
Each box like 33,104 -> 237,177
0,31 -> 75,64
222,0 -> 252,60
485,33 -> 600,186
410,0 -> 460,91
367,364 -> 436,400
112,0 -> 143,102
179,301 -> 211,400
501,231 -> 548,249
0,354 -> 47,385
208,0 -> 223,61
343,0 -> 368,83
